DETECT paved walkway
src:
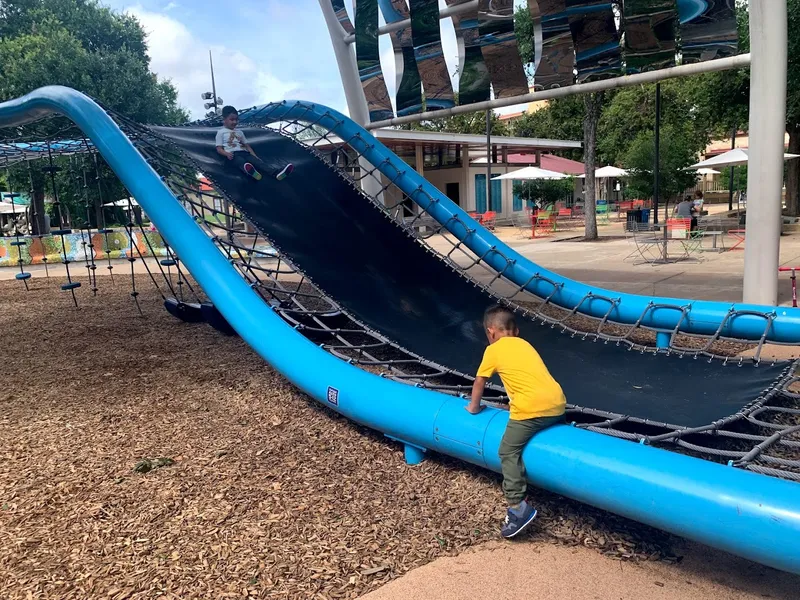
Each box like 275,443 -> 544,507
4,215 -> 800,306
363,541 -> 798,600
427,218 -> 800,306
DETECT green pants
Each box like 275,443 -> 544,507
499,415 -> 564,506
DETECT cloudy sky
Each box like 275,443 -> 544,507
103,0 -> 527,119
103,0 -> 347,118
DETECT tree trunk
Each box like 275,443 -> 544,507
786,122 -> 800,217
29,187 -> 48,235
583,92 -> 603,240
94,195 -> 104,229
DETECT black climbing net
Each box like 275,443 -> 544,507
0,115 -> 204,313
1,105 -> 799,482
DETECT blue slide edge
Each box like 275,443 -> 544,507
2,87 -> 798,573
242,101 -> 800,344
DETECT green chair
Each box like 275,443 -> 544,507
596,203 -> 610,224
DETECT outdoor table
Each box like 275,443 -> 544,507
698,231 -> 725,252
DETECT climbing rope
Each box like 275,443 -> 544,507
44,141 -> 80,306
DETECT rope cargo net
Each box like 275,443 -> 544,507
1,105 -> 799,482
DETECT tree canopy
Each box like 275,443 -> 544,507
623,126 -> 698,206
0,0 -> 187,125
0,0 -> 190,233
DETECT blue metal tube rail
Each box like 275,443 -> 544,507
244,101 -> 800,344
2,87 -> 798,574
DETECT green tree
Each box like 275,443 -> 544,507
510,98 -> 584,149
598,81 -> 713,167
623,126 -> 699,216
400,105 -> 509,136
0,0 -> 189,233
784,0 -> 800,215
512,177 -> 574,209
720,165 -> 748,194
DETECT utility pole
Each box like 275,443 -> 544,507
728,127 -> 736,211
486,109 -> 492,212
653,83 -> 661,224
201,50 -> 223,118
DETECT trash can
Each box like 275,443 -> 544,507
640,208 -> 650,224
626,209 -> 642,231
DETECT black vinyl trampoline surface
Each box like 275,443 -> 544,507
157,126 -> 787,428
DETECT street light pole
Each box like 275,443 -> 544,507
653,83 -> 661,224
486,109 -> 492,212
201,50 -> 223,118
210,50 -> 218,113
728,127 -> 736,211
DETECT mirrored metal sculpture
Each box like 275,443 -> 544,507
410,0 -> 456,110
355,0 -> 394,121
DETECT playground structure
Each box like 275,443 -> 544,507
0,0 -> 799,582
1,86 -> 799,576
319,0 -> 787,307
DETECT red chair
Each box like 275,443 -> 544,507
556,208 -> 573,230
667,218 -> 692,238
481,210 -> 497,230
532,210 -> 556,237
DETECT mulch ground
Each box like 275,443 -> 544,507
0,276 -> 681,599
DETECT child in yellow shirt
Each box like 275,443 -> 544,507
466,305 -> 566,538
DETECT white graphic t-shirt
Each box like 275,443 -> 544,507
216,127 -> 248,153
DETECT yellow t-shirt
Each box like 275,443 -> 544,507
477,336 -> 566,421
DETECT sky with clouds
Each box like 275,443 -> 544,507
103,0 -> 527,119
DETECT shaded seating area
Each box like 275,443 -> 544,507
625,218 -> 706,265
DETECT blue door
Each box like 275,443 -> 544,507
475,174 -> 487,213
491,177 -> 502,212
475,174 -> 502,212
513,186 -> 523,211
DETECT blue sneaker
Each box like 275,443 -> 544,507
501,500 -> 538,539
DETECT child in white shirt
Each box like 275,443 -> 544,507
215,106 -> 293,181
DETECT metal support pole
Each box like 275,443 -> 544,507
653,83 -> 661,225
317,0 -> 382,199
728,127 -> 736,211
743,0 -> 787,306
318,0 -> 369,126
486,109 -> 492,212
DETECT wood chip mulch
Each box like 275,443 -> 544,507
0,277 -> 680,599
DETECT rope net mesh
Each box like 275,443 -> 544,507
1,104 -> 799,481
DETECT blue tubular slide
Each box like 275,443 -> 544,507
2,87 -> 799,574
243,102 -> 800,344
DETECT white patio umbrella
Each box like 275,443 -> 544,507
696,167 -> 721,175
690,148 -> 800,169
578,165 -> 628,178
105,198 -> 140,207
0,201 -> 20,215
491,166 -> 568,180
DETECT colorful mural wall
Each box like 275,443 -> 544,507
0,230 -> 169,267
